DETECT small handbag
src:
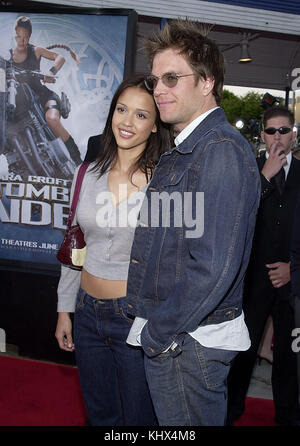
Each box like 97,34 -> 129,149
56,162 -> 90,270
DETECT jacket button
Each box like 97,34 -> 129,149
148,347 -> 155,353
131,259 -> 139,264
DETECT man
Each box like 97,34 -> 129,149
291,194 -> 300,406
84,134 -> 102,162
227,106 -> 300,426
125,18 -> 260,426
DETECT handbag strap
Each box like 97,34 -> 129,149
67,162 -> 90,228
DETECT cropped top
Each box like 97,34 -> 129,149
57,163 -> 147,312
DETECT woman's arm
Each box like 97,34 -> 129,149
55,312 -> 74,351
55,165 -> 82,351
35,46 -> 65,83
56,265 -> 81,351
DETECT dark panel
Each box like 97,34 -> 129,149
201,0 -> 300,15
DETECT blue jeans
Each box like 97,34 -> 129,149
74,288 -> 156,426
144,334 -> 237,426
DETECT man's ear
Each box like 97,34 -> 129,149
202,77 -> 215,96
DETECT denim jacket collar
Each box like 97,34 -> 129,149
171,107 -> 228,155
175,107 -> 219,146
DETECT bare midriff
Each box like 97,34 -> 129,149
81,268 -> 127,299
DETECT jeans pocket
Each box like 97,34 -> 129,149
75,288 -> 86,311
118,303 -> 135,324
195,342 -> 237,390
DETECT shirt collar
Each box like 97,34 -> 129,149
174,107 -> 219,146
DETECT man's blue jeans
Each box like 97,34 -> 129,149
144,334 -> 237,426
74,289 -> 156,426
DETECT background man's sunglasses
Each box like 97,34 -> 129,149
144,73 -> 195,91
264,126 -> 292,135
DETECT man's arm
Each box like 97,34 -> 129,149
260,142 -> 287,201
260,172 -> 274,200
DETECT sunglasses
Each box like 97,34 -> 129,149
264,126 -> 292,135
144,72 -> 195,91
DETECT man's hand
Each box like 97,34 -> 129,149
55,312 -> 74,351
261,142 -> 287,181
266,262 -> 291,288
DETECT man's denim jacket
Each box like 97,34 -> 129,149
126,108 -> 261,357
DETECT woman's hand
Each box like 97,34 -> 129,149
43,73 -> 56,84
55,312 -> 75,351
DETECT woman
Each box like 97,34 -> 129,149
11,16 -> 81,164
55,74 -> 172,426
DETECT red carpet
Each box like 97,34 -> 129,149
0,356 -> 87,426
234,396 -> 276,426
0,355 -> 276,426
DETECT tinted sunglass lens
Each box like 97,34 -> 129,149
145,76 -> 157,91
264,127 -> 292,135
162,74 -> 178,88
264,128 -> 276,135
279,127 -> 292,134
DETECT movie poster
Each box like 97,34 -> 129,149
0,10 -> 134,271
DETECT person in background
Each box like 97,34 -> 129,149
125,18 -> 260,426
290,193 -> 300,406
55,74 -> 172,426
84,134 -> 102,162
227,106 -> 300,426
257,315 -> 274,364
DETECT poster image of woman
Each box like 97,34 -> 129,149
0,9 -> 132,268
12,16 -> 82,163
2,15 -> 82,178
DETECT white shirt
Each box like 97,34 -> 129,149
126,108 -> 250,352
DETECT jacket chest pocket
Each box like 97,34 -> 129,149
146,170 -> 188,233
150,170 -> 187,193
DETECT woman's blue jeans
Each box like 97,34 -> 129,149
74,288 -> 156,426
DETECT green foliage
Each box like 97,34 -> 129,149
240,92 -> 264,121
221,89 -> 265,142
221,90 -> 242,124
221,89 -> 264,125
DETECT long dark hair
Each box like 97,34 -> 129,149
92,74 -> 173,182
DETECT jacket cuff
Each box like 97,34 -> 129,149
140,323 -> 165,357
141,323 -> 183,358
260,173 -> 274,199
